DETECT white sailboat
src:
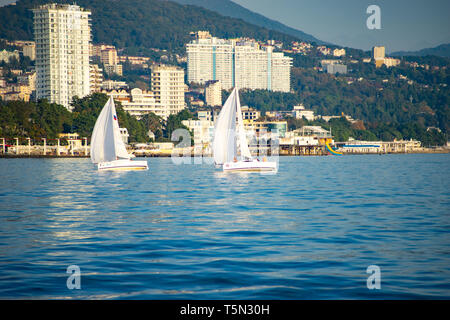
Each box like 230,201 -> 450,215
90,97 -> 148,171
212,88 -> 277,173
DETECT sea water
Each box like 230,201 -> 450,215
0,154 -> 449,299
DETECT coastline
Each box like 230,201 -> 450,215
1,149 -> 448,159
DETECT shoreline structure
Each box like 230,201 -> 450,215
1,136 -> 448,158
0,148 -> 448,158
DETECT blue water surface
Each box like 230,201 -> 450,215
0,154 -> 449,299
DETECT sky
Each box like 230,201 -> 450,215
1,0 -> 449,52
232,0 -> 450,53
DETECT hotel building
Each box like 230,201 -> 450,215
187,32 -> 292,92
33,4 -> 91,110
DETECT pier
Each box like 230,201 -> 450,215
280,144 -> 327,156
0,136 -> 89,157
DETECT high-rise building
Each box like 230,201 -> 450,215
373,46 -> 385,60
33,4 -> 91,110
151,64 -> 186,118
373,46 -> 386,68
204,80 -> 221,106
187,34 -> 292,92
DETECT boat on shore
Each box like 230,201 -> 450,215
90,97 -> 148,171
212,88 -> 277,173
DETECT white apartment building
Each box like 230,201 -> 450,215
187,34 -> 292,92
293,105 -> 315,121
151,64 -> 186,118
204,80 -> 222,106
33,4 -> 91,110
101,80 -> 128,90
102,88 -> 166,119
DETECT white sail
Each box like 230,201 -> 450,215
235,91 -> 252,160
212,88 -> 237,165
90,97 -> 130,164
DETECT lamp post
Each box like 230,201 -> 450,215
42,138 -> 46,155
83,137 -> 88,156
27,137 -> 31,155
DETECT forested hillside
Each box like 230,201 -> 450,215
0,0 -> 299,52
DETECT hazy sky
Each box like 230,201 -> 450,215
1,0 -> 449,52
232,0 -> 450,52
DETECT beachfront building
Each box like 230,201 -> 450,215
187,32 -> 292,92
335,139 -> 421,153
181,119 -> 215,155
151,64 -> 186,118
33,3 -> 91,110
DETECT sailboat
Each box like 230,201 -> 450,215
212,88 -> 277,173
90,96 -> 148,171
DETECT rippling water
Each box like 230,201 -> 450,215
0,154 -> 449,299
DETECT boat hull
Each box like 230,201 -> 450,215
97,159 -> 148,171
223,160 -> 277,173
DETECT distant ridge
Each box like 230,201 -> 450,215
391,43 -> 450,58
170,0 -> 324,44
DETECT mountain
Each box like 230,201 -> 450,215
0,0 -> 304,52
170,0 -> 323,44
391,43 -> 450,58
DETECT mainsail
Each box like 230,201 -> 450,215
235,91 -> 252,160
212,88 -> 252,165
90,97 -> 130,164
